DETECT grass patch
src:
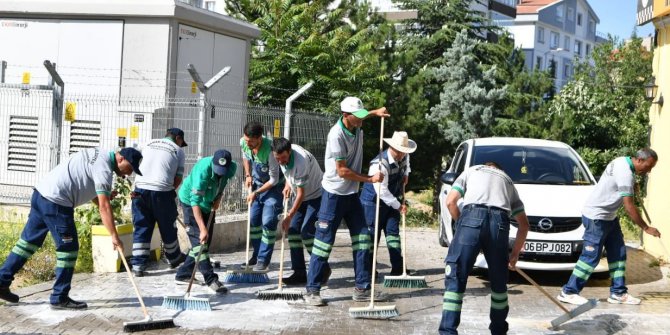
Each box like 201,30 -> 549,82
0,219 -> 93,288
405,207 -> 438,228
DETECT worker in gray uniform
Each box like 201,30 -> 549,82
439,162 -> 530,335
0,147 -> 142,309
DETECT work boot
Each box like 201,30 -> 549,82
168,253 -> 187,269
207,280 -> 228,295
132,269 -> 145,277
241,257 -> 257,268
0,286 -> 19,303
283,271 -> 307,285
252,262 -> 269,272
352,288 -> 390,302
304,291 -> 326,306
51,297 -> 87,310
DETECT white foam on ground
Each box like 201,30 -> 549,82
15,304 -> 86,326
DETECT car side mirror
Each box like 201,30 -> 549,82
440,172 -> 458,185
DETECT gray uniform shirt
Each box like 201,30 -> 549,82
322,118 -> 364,195
582,156 -> 635,221
134,138 -> 185,191
280,144 -> 323,201
35,147 -> 114,208
452,165 -> 525,216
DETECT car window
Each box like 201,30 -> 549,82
471,145 -> 593,185
455,144 -> 468,175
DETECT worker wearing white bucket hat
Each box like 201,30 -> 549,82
360,131 -> 417,276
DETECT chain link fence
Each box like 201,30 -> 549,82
0,86 -> 335,219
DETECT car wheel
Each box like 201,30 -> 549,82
438,217 -> 450,247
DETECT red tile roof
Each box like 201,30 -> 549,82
516,0 -> 560,15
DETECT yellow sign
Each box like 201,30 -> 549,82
117,128 -> 127,137
130,126 -> 139,139
191,81 -> 197,94
273,119 -> 281,138
22,72 -> 30,85
64,102 -> 76,121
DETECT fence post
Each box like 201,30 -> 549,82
0,61 -> 6,83
284,81 -> 314,140
44,60 -> 64,167
186,64 -> 231,159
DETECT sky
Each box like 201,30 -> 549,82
588,0 -> 655,40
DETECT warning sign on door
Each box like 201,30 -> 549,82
65,102 -> 76,121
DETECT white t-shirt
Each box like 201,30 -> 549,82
35,147 -> 114,207
134,138 -> 185,191
321,118 -> 364,195
280,144 -> 323,201
582,156 -> 635,221
452,165 -> 525,216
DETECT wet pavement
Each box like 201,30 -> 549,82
1,228 -> 669,334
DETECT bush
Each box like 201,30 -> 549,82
405,207 -> 438,228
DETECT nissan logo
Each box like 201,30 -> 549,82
538,218 -> 553,231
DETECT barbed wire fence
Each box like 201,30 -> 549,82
0,62 -> 337,221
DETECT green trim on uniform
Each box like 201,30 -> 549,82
312,239 -> 332,258
288,234 -> 303,248
571,260 -> 594,280
16,239 -> 38,252
261,229 -> 277,245
11,246 -> 34,259
452,186 -> 464,197
625,156 -> 635,173
443,291 -> 464,312
610,270 -> 625,278
249,226 -> 262,240
609,260 -> 625,269
56,251 -> 78,268
386,235 -> 401,249
303,238 -> 314,253
490,291 -> 508,310
351,234 -> 371,251
338,117 -> 356,137
109,152 -> 117,171
619,192 -> 633,197
286,151 -> 296,170
511,208 -> 525,216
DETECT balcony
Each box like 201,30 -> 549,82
489,0 -> 517,18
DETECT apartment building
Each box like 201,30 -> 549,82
503,0 -> 603,90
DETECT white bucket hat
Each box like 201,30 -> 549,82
383,131 -> 417,154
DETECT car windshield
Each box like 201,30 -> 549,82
471,145 -> 594,185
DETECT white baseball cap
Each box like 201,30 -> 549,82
340,97 -> 369,119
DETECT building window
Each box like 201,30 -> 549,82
556,5 -> 564,22
536,56 -> 543,70
550,31 -> 560,48
568,7 -> 574,20
589,20 -> 595,33
577,13 -> 583,26
564,63 -> 571,79
575,40 -> 582,56
537,27 -> 545,43
585,44 -> 591,57
564,36 -> 571,51
205,1 -> 215,10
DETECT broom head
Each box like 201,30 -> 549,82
550,298 -> 598,328
257,287 -> 304,301
349,304 -> 399,319
383,274 -> 428,289
222,267 -> 269,283
123,316 -> 176,332
162,295 -> 211,311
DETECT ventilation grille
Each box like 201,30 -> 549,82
69,120 -> 101,154
7,116 -> 39,172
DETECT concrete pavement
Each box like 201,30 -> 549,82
0,228 -> 669,334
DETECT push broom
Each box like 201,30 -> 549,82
117,246 -> 176,332
515,268 -> 596,328
349,117 -> 399,319
383,184 -> 428,289
162,211 -> 215,311
257,198 -> 304,300
222,188 -> 269,283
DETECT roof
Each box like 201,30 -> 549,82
516,0 -> 560,15
0,0 -> 260,39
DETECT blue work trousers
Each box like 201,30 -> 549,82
439,205 -> 511,335
563,216 -> 627,295
175,201 -> 218,285
130,188 -> 181,271
249,185 -> 283,266
0,190 -> 79,304
361,200 -> 403,272
287,197 -> 320,272
306,191 -> 371,292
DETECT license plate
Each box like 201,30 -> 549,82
523,241 -> 571,254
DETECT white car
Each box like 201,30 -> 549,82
438,137 -> 607,272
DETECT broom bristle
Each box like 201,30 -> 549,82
162,295 -> 211,311
383,275 -> 428,288
123,318 -> 176,332
348,305 -> 399,319
256,289 -> 304,301
222,270 -> 269,283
